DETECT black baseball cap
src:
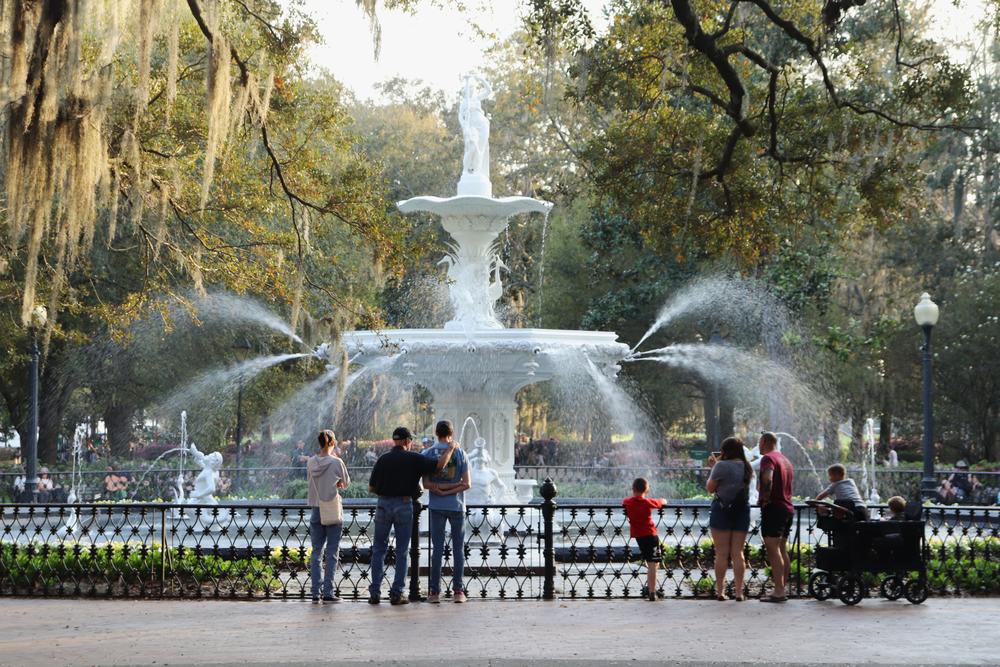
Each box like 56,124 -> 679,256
392,426 -> 413,441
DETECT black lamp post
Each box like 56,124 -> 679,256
232,338 -> 252,491
24,305 -> 47,503
913,293 -> 940,500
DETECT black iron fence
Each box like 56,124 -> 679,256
4,466 -> 999,505
1,490 -> 997,600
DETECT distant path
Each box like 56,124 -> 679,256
0,598 -> 996,665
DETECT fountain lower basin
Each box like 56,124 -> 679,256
342,327 -> 629,488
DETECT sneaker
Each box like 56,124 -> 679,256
367,594 -> 380,605
311,594 -> 320,604
453,591 -> 467,603
389,593 -> 409,606
323,595 -> 340,603
427,592 -> 440,604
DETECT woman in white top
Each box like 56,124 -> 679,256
308,430 -> 350,602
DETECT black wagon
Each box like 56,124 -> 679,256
806,499 -> 927,606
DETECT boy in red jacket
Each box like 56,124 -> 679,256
623,477 -> 666,601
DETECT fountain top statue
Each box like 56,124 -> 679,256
397,74 -> 552,330
458,73 -> 493,196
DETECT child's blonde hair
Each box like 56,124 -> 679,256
887,496 -> 906,514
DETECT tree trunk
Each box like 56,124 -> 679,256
824,415 -> 842,461
850,404 -> 866,461
104,403 -> 136,458
37,398 -> 64,465
38,354 -> 76,464
260,414 -> 273,447
719,391 -> 735,441
879,411 -> 892,456
0,384 -> 28,459
702,382 -> 717,449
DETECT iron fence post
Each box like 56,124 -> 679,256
159,507 -> 166,598
409,498 -> 422,601
541,477 -> 557,600
794,506 -> 803,598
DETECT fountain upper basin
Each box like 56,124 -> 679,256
397,195 -> 553,218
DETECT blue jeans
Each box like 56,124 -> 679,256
369,497 -> 413,598
309,507 -> 344,597
429,509 -> 465,595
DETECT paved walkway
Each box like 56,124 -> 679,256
0,597 -> 996,666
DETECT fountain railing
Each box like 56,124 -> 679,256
1,499 -> 997,600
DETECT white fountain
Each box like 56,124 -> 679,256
339,75 -> 628,494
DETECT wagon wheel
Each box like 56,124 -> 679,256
838,574 -> 866,606
808,571 -> 834,601
880,575 -> 904,601
904,578 -> 928,605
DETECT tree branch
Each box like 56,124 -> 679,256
744,0 -> 977,132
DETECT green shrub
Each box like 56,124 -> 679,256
280,479 -> 310,500
0,542 -> 278,594
693,576 -> 715,595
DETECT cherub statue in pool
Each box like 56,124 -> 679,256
467,438 -> 508,505
187,443 -> 224,506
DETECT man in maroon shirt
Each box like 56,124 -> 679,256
757,431 -> 794,602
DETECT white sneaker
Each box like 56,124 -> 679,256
427,593 -> 440,604
453,591 -> 467,603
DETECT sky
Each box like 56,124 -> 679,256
296,0 -> 601,100
298,0 -> 989,102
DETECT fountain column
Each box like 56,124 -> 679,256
432,390 -> 517,487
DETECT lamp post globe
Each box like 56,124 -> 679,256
913,293 -> 939,328
914,293 -> 939,500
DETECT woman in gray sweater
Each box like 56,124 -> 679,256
706,437 -> 752,601
308,430 -> 350,602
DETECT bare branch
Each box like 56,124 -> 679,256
744,0 -> 978,132
710,1 -> 741,39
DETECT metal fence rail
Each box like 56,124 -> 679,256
4,466 -> 999,505
1,493 -> 997,600
514,466 -> 1000,503
0,467 -> 373,503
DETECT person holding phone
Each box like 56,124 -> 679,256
307,430 -> 350,603
706,437 -> 752,601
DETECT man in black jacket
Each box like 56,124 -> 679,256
367,426 -> 456,605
